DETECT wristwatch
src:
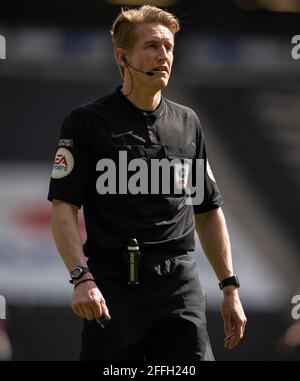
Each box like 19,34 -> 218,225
219,275 -> 240,290
69,266 -> 90,284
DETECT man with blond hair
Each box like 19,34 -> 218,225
48,5 -> 246,361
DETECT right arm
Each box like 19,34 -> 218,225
51,199 -> 110,322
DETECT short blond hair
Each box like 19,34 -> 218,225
111,5 -> 180,51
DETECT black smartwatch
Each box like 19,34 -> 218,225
69,266 -> 90,284
219,275 -> 240,290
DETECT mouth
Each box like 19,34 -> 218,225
153,67 -> 169,74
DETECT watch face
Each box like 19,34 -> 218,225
71,267 -> 82,278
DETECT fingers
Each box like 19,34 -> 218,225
224,327 -> 239,350
89,298 -> 103,320
222,294 -> 247,350
85,306 -> 96,321
222,309 -> 236,349
72,302 -> 96,320
225,334 -> 241,349
91,298 -> 111,321
71,285 -> 111,322
95,300 -> 111,329
74,301 -> 107,321
100,299 -> 111,320
224,316 -> 247,350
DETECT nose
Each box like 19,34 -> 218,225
157,45 -> 169,62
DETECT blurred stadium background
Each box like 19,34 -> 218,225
0,0 -> 300,361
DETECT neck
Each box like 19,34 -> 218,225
121,81 -> 161,111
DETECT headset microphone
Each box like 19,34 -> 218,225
122,57 -> 154,77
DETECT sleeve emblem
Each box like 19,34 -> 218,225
51,147 -> 74,179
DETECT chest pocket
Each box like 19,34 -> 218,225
164,144 -> 196,160
113,144 -> 166,161
113,144 -> 146,161
113,144 -> 195,160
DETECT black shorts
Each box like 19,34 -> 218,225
79,251 -> 214,361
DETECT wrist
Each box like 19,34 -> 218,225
222,285 -> 239,295
72,272 -> 94,286
74,278 -> 96,289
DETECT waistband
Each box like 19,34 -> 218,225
86,248 -> 192,266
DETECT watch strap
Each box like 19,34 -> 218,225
219,275 -> 240,290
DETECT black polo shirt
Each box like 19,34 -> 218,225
48,86 -> 223,257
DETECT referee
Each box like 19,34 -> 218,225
48,5 -> 246,361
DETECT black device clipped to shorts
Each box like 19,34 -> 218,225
124,238 -> 141,285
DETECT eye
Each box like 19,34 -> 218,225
146,43 -> 157,48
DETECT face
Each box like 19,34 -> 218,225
124,23 -> 174,90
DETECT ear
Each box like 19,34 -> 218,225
114,48 -> 126,66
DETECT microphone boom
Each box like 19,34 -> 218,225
126,61 -> 154,77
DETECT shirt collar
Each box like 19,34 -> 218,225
115,85 -> 165,120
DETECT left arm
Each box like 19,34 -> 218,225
194,207 -> 247,349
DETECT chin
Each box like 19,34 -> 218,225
154,77 -> 169,89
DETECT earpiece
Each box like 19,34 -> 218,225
120,57 -> 154,77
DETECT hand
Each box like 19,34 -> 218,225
221,287 -> 247,350
71,278 -> 111,323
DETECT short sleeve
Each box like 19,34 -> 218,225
47,108 -> 91,208
192,114 -> 223,214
